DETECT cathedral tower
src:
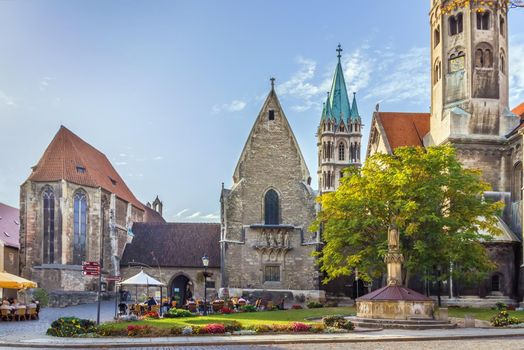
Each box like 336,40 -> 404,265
427,0 -> 518,145
317,45 -> 362,194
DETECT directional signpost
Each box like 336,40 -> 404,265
82,262 -> 100,276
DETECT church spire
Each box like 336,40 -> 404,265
328,44 -> 351,125
350,92 -> 361,123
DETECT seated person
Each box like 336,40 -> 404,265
146,296 -> 157,311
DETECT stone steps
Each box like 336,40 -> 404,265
348,316 -> 457,330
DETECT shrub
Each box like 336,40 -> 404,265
47,317 -> 96,337
241,305 -> 257,312
182,326 -> 193,335
322,315 -> 354,330
220,306 -> 234,314
170,325 -> 185,335
164,308 -> 194,318
96,324 -> 127,337
32,288 -> 49,307
291,322 -> 311,332
291,304 -> 303,309
306,301 -> 324,309
191,325 -> 203,334
143,311 -> 159,319
201,323 -> 226,334
491,310 -> 521,327
272,324 -> 292,333
224,321 -> 242,333
249,324 -> 272,333
310,323 -> 326,333
496,302 -> 508,311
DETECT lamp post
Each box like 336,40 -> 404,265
355,268 -> 359,299
202,254 -> 209,316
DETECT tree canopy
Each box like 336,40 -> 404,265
313,145 -> 503,287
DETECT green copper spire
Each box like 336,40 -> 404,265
328,44 -> 351,125
325,91 -> 333,120
320,101 -> 327,121
350,92 -> 361,122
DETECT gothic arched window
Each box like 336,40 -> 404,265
475,44 -> 494,68
434,25 -> 440,47
338,142 -> 345,161
42,187 -> 55,264
73,191 -> 88,265
500,15 -> 505,37
264,189 -> 279,225
500,51 -> 506,74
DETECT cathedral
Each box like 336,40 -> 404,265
367,0 -> 524,302
16,0 -> 524,306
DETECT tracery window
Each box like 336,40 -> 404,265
73,191 -> 88,265
477,11 -> 490,30
264,189 -> 279,225
338,142 -> 345,161
43,187 -> 55,264
449,13 -> 463,36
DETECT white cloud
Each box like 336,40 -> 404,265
127,173 -> 144,177
39,77 -> 55,91
212,99 -> 247,113
363,46 -> 429,105
119,153 -> 128,157
187,211 -> 202,219
0,90 -> 15,106
509,37 -> 524,107
115,161 -> 128,166
152,156 -> 163,161
175,208 -> 189,217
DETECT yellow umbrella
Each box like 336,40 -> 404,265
0,270 -> 37,289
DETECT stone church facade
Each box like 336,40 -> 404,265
220,82 -> 324,301
367,0 -> 524,303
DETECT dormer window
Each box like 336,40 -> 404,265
268,110 -> 275,121
109,177 -> 117,186
76,166 -> 86,173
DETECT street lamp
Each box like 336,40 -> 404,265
202,254 -> 209,316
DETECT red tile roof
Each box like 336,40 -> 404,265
377,112 -> 430,149
513,102 -> 524,119
143,205 -> 166,223
27,126 -> 143,209
0,202 -> 20,248
357,285 -> 432,302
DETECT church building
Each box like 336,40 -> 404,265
367,0 -> 524,302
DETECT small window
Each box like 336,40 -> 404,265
340,171 -> 344,179
477,11 -> 490,30
434,26 -> 440,47
264,265 -> 280,282
205,280 -> 216,289
109,177 -> 117,186
76,166 -> 86,173
268,110 -> 275,121
500,16 -> 505,37
491,274 -> 500,292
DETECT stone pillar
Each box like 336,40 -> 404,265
384,227 -> 404,286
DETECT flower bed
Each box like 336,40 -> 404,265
46,317 -> 97,337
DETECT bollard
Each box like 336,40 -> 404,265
464,314 -> 475,328
439,307 -> 449,322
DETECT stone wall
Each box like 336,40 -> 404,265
120,266 -> 221,301
222,89 -> 320,293
19,180 -> 144,294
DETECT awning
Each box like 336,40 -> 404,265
119,270 -> 165,286
0,271 -> 38,289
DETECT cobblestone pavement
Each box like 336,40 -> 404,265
2,338 -> 524,350
0,299 -> 116,341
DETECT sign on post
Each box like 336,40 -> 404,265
105,276 -> 121,282
82,261 -> 100,276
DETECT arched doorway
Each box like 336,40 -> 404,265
170,275 -> 193,306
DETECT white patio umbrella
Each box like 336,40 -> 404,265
118,269 -> 166,315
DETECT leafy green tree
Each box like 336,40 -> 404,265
313,145 -> 503,287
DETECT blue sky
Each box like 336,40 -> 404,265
1,1 -> 523,222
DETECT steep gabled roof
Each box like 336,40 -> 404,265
121,222 -> 220,268
233,86 -> 310,183
0,202 -> 20,248
377,112 -> 430,150
143,205 -> 166,223
27,126 -> 143,209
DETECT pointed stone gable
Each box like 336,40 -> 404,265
233,89 -> 310,184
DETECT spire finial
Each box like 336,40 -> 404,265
336,44 -> 343,60
270,77 -> 275,90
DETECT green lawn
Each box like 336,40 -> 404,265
105,306 -> 356,329
446,307 -> 524,321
